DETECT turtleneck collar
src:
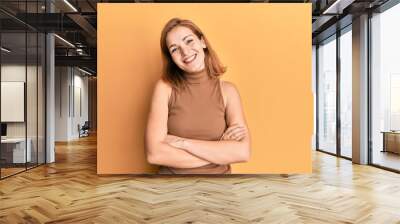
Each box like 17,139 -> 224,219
185,69 -> 210,84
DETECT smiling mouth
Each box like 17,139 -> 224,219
183,54 -> 197,64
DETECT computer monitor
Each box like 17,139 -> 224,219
1,123 -> 7,137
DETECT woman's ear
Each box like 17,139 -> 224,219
200,37 -> 206,49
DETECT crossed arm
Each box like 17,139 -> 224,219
144,79 -> 251,168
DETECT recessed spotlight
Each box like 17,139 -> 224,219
1,47 -> 11,53
77,67 -> 93,76
54,34 -> 75,48
63,0 -> 78,12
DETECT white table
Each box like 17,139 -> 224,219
1,138 -> 31,163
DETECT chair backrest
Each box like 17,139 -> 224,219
82,121 -> 90,129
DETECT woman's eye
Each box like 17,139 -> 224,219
186,39 -> 193,44
171,48 -> 177,53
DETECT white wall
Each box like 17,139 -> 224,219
55,66 -> 70,141
72,73 -> 89,138
55,67 -> 89,141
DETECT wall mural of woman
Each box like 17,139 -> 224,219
145,18 -> 251,174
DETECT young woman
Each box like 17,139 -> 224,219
145,18 -> 251,174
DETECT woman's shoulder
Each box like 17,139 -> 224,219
219,80 -> 241,108
153,78 -> 174,105
154,78 -> 173,93
220,80 -> 235,88
220,80 -> 239,95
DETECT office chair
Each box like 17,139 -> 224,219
79,121 -> 90,138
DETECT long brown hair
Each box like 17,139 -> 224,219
160,18 -> 226,89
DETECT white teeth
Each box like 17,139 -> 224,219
184,54 -> 196,64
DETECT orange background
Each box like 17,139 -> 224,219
97,3 -> 312,174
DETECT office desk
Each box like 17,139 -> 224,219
381,131 -> 400,154
1,138 -> 31,163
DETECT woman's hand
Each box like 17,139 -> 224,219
220,124 -> 248,141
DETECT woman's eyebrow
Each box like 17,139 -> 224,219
168,43 -> 177,49
168,35 -> 193,49
182,34 -> 193,41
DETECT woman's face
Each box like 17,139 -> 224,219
166,26 -> 207,74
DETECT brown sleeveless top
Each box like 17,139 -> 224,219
158,72 -> 231,174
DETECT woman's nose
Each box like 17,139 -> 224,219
180,45 -> 190,57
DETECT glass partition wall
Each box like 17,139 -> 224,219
316,0 -> 400,172
0,31 -> 27,177
317,35 -> 337,155
0,1 -> 46,179
370,3 -> 400,171
316,26 -> 352,159
339,27 -> 352,159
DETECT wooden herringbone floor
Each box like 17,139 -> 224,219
1,134 -> 400,224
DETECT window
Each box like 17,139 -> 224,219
317,35 -> 337,154
371,3 -> 400,171
339,27 -> 352,158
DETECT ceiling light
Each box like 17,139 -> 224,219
54,34 -> 75,48
77,67 -> 93,76
63,0 -> 78,12
322,0 -> 355,15
1,47 -> 11,53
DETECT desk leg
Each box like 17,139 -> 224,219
382,133 -> 386,153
